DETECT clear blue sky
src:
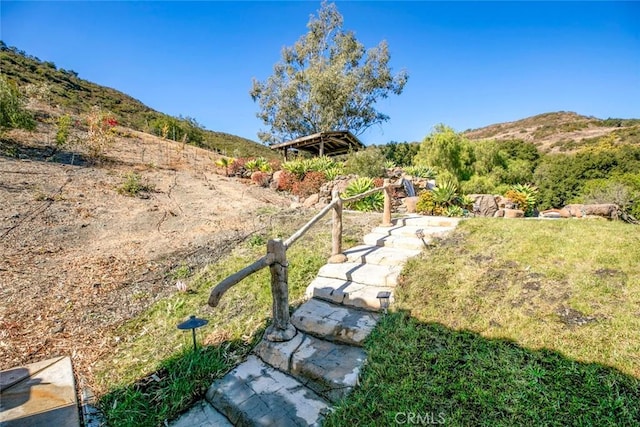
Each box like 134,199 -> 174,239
2,1 -> 639,145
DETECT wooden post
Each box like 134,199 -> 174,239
382,179 -> 393,227
265,239 -> 296,342
319,140 -> 325,157
331,188 -> 342,257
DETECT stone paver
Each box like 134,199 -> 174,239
206,356 -> 329,427
0,356 -> 80,427
290,298 -> 379,346
342,245 -> 421,266
171,400 -> 233,427
290,335 -> 366,403
371,224 -> 455,238
363,232 -> 429,250
305,277 -> 395,311
317,262 -> 403,287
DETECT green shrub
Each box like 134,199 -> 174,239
0,75 -> 35,132
416,191 -> 441,215
55,114 -> 72,148
443,205 -> 464,217
342,177 -> 384,212
118,172 -> 155,197
344,148 -> 386,178
432,179 -> 459,207
404,165 -> 437,179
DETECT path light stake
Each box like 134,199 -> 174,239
177,315 -> 208,351
377,291 -> 391,314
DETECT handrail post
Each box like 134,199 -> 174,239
331,188 -> 342,256
329,188 -> 347,263
382,178 -> 393,227
265,239 -> 296,342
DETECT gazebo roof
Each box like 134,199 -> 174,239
270,131 -> 365,157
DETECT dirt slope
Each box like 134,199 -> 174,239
0,125 -> 291,380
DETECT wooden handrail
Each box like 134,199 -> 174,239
207,178 -> 398,341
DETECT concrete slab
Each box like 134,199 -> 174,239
317,263 -> 402,287
342,245 -> 421,266
253,332 -> 306,372
0,356 -> 80,427
206,356 -> 329,427
291,335 -> 366,403
305,277 -> 395,311
291,298 -> 379,346
170,400 -> 233,427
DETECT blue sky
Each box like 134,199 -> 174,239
2,1 -> 639,145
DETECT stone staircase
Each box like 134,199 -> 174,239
172,215 -> 460,427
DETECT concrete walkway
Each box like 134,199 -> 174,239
172,214 -> 460,426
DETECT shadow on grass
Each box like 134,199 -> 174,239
325,311 -> 640,427
98,333 -> 263,427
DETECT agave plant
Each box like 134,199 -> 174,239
384,160 -> 397,169
443,205 -> 464,217
508,183 -> 539,215
432,179 -> 458,206
404,165 -> 437,179
324,165 -> 344,181
341,177 -> 384,212
214,157 -> 235,177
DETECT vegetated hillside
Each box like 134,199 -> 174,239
464,111 -> 640,153
0,42 -> 276,159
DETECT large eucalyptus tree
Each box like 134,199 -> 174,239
250,2 -> 408,144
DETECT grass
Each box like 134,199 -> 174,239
325,218 -> 640,426
95,210 -> 378,426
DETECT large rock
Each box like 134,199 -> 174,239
271,170 -> 283,190
503,208 -> 524,218
469,194 -> 498,217
564,203 -> 619,219
303,193 -> 320,208
404,196 -> 419,213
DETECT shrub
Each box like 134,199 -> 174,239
55,114 -> 73,148
432,179 -> 459,207
341,177 -> 384,212
292,171 -> 326,198
505,183 -> 538,215
118,172 -> 155,197
416,191 -> 438,215
251,171 -> 271,187
404,165 -> 437,179
245,157 -> 271,173
81,106 -> 118,160
214,157 -> 235,176
443,205 -> 464,217
0,75 -> 36,132
277,171 -> 298,192
344,148 -> 386,178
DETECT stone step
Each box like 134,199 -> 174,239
290,298 -> 379,346
363,232 -> 428,250
207,355 -> 330,426
254,333 -> 366,403
392,214 -> 461,228
306,277 -> 394,311
170,400 -> 233,426
342,244 -> 421,266
317,262 -> 402,287
371,224 -> 456,238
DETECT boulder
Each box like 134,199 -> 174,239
469,194 -> 498,217
494,209 -> 505,218
540,208 -> 571,219
564,204 -> 619,219
503,208 -> 524,218
271,170 -> 283,190
404,196 -> 419,213
303,193 -> 320,208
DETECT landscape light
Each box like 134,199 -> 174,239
376,291 -> 391,314
177,315 -> 208,351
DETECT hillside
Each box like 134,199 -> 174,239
0,42 -> 277,159
463,111 -> 640,153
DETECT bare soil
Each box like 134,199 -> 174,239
0,125 -> 293,385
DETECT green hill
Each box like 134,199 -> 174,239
0,41 -> 277,159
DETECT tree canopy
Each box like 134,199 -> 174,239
250,1 -> 408,144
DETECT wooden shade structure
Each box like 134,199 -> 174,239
270,131 -> 365,159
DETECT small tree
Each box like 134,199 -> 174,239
250,1 -> 408,144
0,75 -> 35,132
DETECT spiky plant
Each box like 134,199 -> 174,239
432,179 -> 458,206
341,177 -> 384,212
404,165 -> 437,179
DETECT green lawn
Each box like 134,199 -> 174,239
325,219 -> 640,426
